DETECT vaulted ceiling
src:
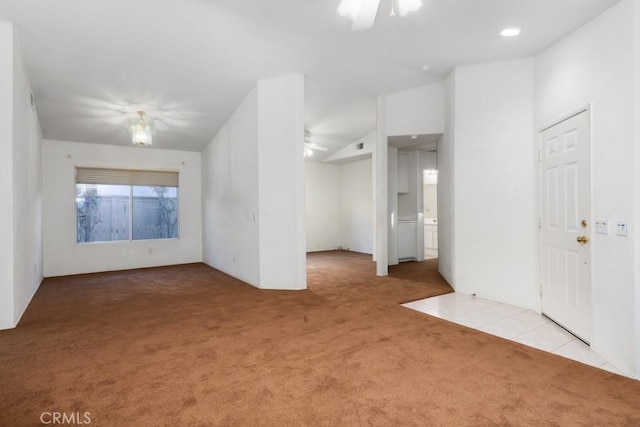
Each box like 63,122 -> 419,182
0,0 -> 620,155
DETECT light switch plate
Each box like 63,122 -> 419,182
616,221 -> 628,237
595,219 -> 609,235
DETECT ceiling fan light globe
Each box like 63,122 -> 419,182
304,146 -> 314,158
397,0 -> 423,16
338,0 -> 361,20
500,27 -> 521,37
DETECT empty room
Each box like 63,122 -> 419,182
1,0 -> 640,425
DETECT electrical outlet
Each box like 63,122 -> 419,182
616,221 -> 628,237
595,219 -> 609,235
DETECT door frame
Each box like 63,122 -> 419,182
537,104 -> 594,342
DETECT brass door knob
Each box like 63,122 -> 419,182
577,236 -> 589,244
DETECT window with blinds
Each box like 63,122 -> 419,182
75,167 -> 179,243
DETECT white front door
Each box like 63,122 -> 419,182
540,110 -> 591,343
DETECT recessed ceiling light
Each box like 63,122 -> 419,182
411,135 -> 418,139
500,27 -> 521,37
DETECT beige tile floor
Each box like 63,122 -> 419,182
403,292 -> 628,377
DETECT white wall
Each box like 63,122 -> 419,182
536,0 -> 637,377
451,58 -> 537,309
202,88 -> 260,286
256,74 -> 306,290
634,0 -> 640,381
387,147 -> 398,265
340,158 -> 373,254
12,28 -> 42,326
305,162 -> 341,252
419,151 -> 437,174
311,130 -> 375,254
305,158 -> 374,255
437,72 -> 456,286
0,22 -> 43,330
0,22 -> 15,329
202,74 -> 306,290
385,82 -> 445,137
43,140 -> 202,277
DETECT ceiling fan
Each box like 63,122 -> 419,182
304,131 -> 328,158
338,0 -> 423,31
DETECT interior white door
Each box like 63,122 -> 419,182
540,110 -> 591,343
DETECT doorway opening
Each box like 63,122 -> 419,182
387,135 -> 440,266
303,133 -> 377,283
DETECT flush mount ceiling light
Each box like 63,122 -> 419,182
129,110 -> 154,146
338,0 -> 423,31
500,27 -> 521,37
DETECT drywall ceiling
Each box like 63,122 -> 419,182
0,0 -> 620,155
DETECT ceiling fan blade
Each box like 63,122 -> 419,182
307,143 -> 329,151
352,0 -> 380,31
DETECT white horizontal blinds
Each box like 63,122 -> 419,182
75,168 -> 179,187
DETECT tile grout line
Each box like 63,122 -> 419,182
402,294 -> 626,377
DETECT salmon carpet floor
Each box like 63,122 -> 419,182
1,251 -> 639,426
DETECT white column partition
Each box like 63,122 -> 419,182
202,73 -> 306,290
257,74 -> 306,290
375,95 -> 388,276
